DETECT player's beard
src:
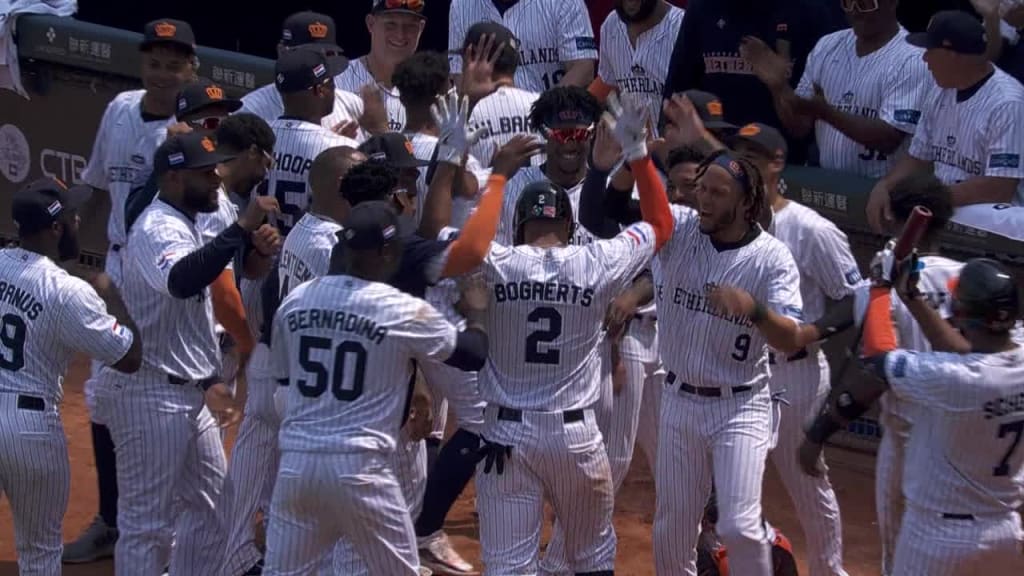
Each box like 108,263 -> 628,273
699,205 -> 739,236
57,227 -> 80,262
183,183 -> 220,214
616,0 -> 658,23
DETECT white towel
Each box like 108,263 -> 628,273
1,0 -> 79,98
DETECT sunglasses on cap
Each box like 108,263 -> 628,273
189,116 -> 222,131
385,0 -> 424,9
841,0 -> 879,13
545,125 -> 595,144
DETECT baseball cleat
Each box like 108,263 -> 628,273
419,531 -> 478,575
62,515 -> 118,563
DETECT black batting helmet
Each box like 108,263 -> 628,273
513,180 -> 575,245
953,258 -> 1021,331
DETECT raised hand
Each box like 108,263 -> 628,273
238,196 -> 280,232
431,89 -> 488,164
662,94 -> 709,149
740,36 -> 791,91
358,84 -> 389,135
591,120 -> 623,172
491,134 -> 544,179
460,33 -> 505,104
602,92 -> 649,162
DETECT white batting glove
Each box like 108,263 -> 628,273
868,240 -> 898,287
431,89 -> 488,165
602,92 -> 649,162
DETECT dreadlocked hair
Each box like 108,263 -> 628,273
528,86 -> 603,132
888,171 -> 953,241
697,149 -> 767,226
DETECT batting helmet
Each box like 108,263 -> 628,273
513,180 -> 576,245
953,258 -> 1021,330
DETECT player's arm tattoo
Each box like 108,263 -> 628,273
805,353 -> 890,444
949,176 -> 1019,207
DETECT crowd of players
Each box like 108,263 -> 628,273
2,0 -> 1024,575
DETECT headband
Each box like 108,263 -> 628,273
702,151 -> 752,195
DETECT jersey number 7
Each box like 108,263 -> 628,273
294,336 -> 366,402
994,419 -> 1024,477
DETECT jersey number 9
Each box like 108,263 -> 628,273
295,336 -> 366,402
0,314 -> 27,372
526,307 -> 562,365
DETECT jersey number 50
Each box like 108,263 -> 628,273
0,314 -> 26,372
294,336 -> 366,401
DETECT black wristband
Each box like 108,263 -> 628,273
805,411 -> 842,444
812,296 -> 855,341
750,301 -> 768,324
199,376 -> 220,392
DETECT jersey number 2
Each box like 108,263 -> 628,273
526,307 -> 562,365
994,419 -> 1024,477
0,314 -> 26,372
296,336 -> 366,402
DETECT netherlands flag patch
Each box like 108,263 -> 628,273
625,224 -> 649,246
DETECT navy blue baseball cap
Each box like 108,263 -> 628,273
153,131 -> 237,176
907,11 -> 987,55
176,79 -> 242,118
340,201 -> 401,249
140,19 -> 196,54
275,48 -> 345,93
372,0 -> 427,20
12,177 -> 92,234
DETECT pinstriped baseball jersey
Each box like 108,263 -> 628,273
891,255 -> 962,353
597,6 -> 685,137
334,58 -> 406,132
909,68 -> 1024,201
265,118 -> 358,235
795,28 -> 930,177
477,221 -> 656,411
278,212 -> 341,297
81,89 -> 174,248
238,83 -> 364,133
467,86 -> 542,166
0,248 -> 134,404
653,205 -> 803,388
197,187 -> 240,252
494,166 -> 597,246
769,201 -> 859,325
270,276 -> 458,454
448,0 -> 599,93
121,198 -> 220,379
883,345 -> 1024,514
407,132 -> 490,228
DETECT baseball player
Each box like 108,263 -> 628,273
0,178 -> 140,575
265,48 -> 359,235
448,0 -> 598,92
239,12 -> 368,137
591,0 -> 685,137
264,201 -> 489,576
65,17 -> 198,565
802,255 -> 1024,575
91,132 -> 279,576
650,145 -> 805,575
744,0 -> 931,178
866,10 -> 1024,232
457,22 -> 543,168
392,52 -> 491,228
726,123 -> 855,576
494,86 -> 607,246
472,98 -> 673,575
334,0 -> 428,133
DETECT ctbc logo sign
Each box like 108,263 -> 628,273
40,148 -> 87,185
0,124 -> 31,184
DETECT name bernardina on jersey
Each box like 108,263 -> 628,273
285,308 -> 388,345
0,281 -> 43,320
494,281 -> 595,307
279,250 -> 316,286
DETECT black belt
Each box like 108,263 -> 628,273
667,372 -> 751,397
632,313 -> 657,322
167,374 -> 219,388
496,406 -> 585,424
941,513 -> 975,520
17,394 -> 44,412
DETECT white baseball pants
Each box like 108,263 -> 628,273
892,507 -> 1024,575
876,393 -> 913,576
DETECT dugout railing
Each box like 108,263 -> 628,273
4,14 -> 1023,453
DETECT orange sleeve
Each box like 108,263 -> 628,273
441,174 -> 505,278
211,270 -> 255,356
862,286 -> 898,357
629,156 -> 673,249
588,77 -> 615,103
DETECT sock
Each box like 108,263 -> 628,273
415,428 -> 480,537
426,437 -> 442,476
92,421 -> 119,529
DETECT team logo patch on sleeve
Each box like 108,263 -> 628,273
989,153 -> 1021,169
844,268 -> 862,285
111,321 -> 129,338
575,37 -> 597,51
890,352 -> 909,378
893,109 -> 921,125
782,305 -> 803,320
624,224 -> 650,246
157,251 -> 178,271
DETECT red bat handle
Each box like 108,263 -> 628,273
892,206 -> 933,260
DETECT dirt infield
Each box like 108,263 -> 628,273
0,356 -> 882,576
